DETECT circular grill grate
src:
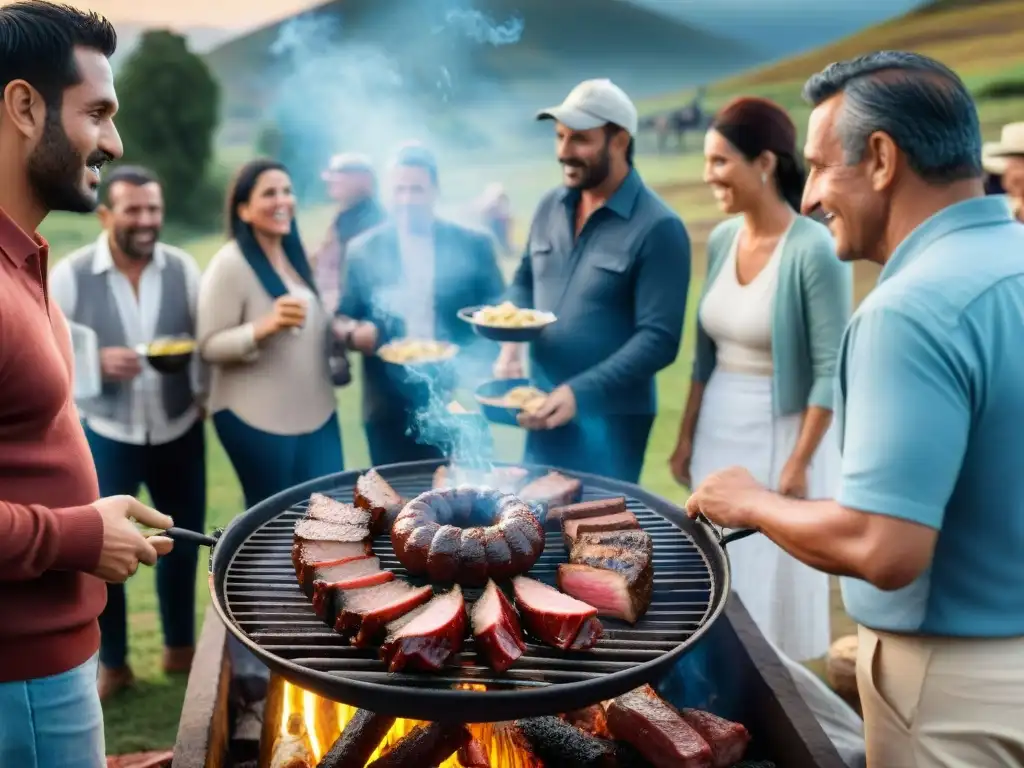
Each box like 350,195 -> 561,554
216,463 -> 724,720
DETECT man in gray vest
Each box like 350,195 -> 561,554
49,165 -> 207,701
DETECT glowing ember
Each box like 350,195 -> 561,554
270,679 -> 539,767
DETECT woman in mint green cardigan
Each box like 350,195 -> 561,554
670,97 -> 852,662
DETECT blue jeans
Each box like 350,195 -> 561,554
84,421 -> 207,668
0,654 -> 105,768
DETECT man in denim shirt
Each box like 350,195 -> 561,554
497,79 -> 691,482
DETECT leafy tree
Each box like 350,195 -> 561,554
114,31 -> 221,225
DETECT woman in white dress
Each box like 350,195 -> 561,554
669,97 -> 853,662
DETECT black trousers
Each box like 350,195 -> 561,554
84,420 -> 206,668
524,414 -> 655,484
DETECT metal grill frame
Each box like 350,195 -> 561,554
208,459 -> 733,722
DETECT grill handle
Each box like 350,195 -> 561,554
695,513 -> 758,547
164,527 -> 222,548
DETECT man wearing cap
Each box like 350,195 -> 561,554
985,122 -> 1024,221
337,143 -> 505,465
496,79 -> 691,483
314,153 -> 386,313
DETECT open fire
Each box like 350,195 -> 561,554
265,679 -> 536,768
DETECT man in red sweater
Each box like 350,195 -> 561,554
0,3 -> 175,766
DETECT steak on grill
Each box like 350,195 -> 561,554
432,464 -> 529,494
512,576 -> 602,651
379,585 -> 467,673
330,581 -> 434,642
471,579 -> 526,672
317,708 -> 396,768
294,517 -> 370,544
306,493 -> 373,528
519,471 -> 583,507
681,708 -> 751,767
309,556 -> 392,612
547,497 -> 627,530
292,539 -> 372,591
573,529 -> 653,557
557,539 -> 654,624
365,722 -> 471,768
354,469 -> 405,536
606,685 -> 713,768
562,511 -> 639,549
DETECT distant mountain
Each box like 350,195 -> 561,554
628,0 -> 924,59
203,0 -> 763,122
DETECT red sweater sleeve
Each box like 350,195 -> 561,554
0,502 -> 104,581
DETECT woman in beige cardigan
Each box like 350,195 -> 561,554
196,159 -> 343,510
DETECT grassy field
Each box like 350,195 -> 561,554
47,1 -> 1024,752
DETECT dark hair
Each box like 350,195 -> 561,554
802,51 -> 982,183
393,142 -> 439,186
101,165 -> 159,204
712,96 -> 805,210
0,1 -> 116,107
226,158 -> 317,298
603,124 -> 635,167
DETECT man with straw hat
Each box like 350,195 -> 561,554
985,121 -> 1024,221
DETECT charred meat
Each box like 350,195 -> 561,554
606,685 -> 713,768
294,517 -> 370,545
309,556 -> 392,613
562,511 -> 639,549
354,469 -> 404,536
316,709 -> 396,768
512,576 -> 602,651
519,470 -> 583,507
471,579 -> 527,672
365,722 -> 471,768
379,586 -> 467,673
681,708 -> 751,767
558,538 -> 654,624
306,494 -> 373,528
547,497 -> 627,529
331,581 -> 433,642
292,539 -> 372,591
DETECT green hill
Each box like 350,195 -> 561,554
204,0 -> 758,130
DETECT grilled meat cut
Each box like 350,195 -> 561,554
508,716 -> 618,768
354,469 -> 405,536
292,539 -> 373,591
379,586 -> 467,673
606,685 -> 713,768
573,529 -> 653,558
365,722 -> 471,768
471,579 -> 527,672
456,738 -> 490,767
330,581 -> 433,641
433,464 -> 530,494
558,538 -> 654,624
309,556 -> 392,611
519,470 -> 583,507
547,497 -> 627,529
681,709 -> 751,767
294,517 -> 370,544
316,709 -> 396,768
306,494 -> 373,528
512,576 -> 602,651
562,511 -> 639,548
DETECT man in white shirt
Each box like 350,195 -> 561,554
49,165 -> 207,700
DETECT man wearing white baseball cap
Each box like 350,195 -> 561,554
496,78 -> 691,483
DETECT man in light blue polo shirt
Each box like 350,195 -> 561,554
685,51 -> 1024,767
